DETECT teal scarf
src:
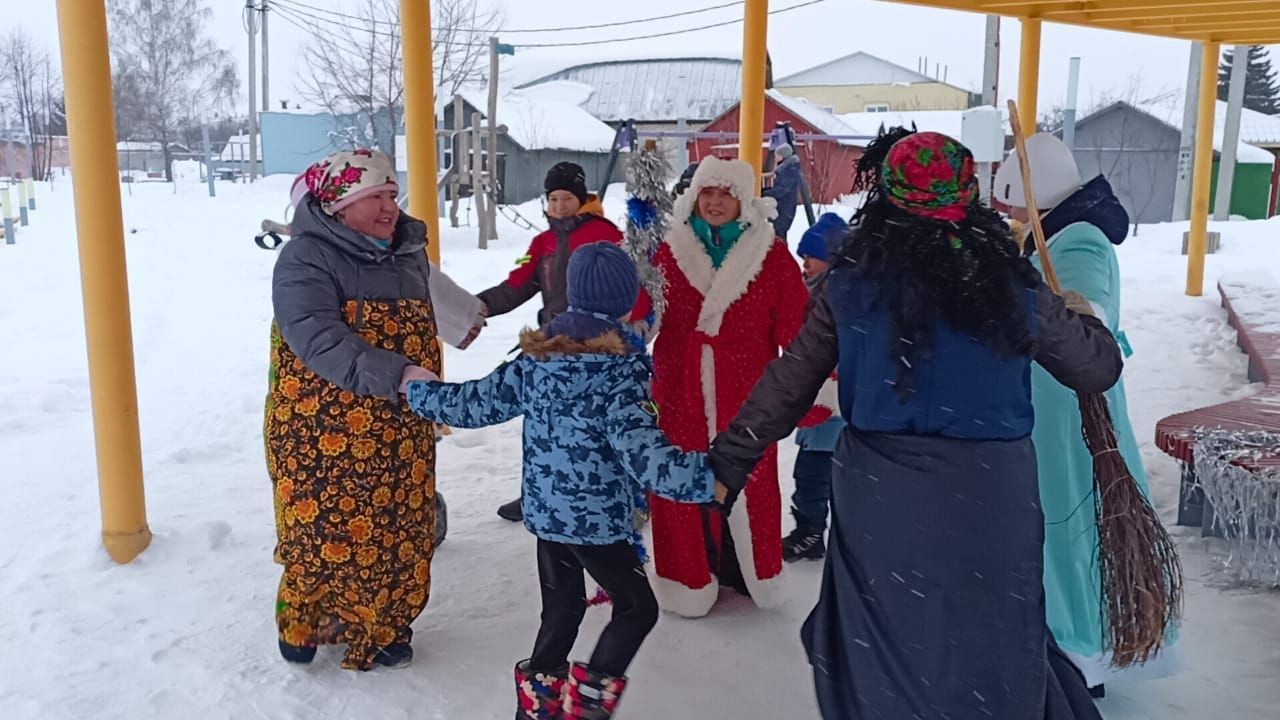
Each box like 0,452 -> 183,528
690,215 -> 744,269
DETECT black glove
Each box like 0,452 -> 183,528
707,441 -> 753,512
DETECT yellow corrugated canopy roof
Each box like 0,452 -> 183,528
879,0 -> 1280,45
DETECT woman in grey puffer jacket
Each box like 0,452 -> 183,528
265,148 -> 482,671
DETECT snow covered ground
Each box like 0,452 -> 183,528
1,176 -> 1278,719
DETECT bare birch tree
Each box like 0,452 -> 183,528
290,0 -> 503,158
1,30 -> 66,181
107,0 -> 239,181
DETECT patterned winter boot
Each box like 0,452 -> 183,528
562,662 -> 628,720
515,659 -> 568,720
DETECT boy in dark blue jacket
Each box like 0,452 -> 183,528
401,243 -> 722,720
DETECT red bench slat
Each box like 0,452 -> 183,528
1152,276 -> 1280,473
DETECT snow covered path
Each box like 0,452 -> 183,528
1,178 -> 1277,719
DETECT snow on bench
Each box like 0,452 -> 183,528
1155,272 -> 1280,540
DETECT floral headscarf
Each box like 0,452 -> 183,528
881,132 -> 978,222
302,148 -> 398,216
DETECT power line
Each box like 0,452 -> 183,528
274,0 -> 749,34
517,1 -> 826,48
274,0 -> 827,49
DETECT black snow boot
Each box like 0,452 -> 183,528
498,495 -> 524,522
278,639 -> 316,664
373,642 -> 413,669
782,527 -> 826,562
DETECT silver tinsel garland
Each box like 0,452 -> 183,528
1192,428 -> 1280,588
623,146 -> 673,339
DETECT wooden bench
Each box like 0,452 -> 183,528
1154,272 -> 1280,535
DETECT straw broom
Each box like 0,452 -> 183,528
1007,101 -> 1182,667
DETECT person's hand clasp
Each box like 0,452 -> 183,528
399,365 -> 440,396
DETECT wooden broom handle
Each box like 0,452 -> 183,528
1006,100 -> 1062,295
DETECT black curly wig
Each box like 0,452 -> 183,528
834,127 -> 1041,397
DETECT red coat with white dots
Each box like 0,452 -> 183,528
648,158 -> 809,616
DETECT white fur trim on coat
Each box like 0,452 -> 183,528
664,156 -> 778,338
650,572 -> 719,618
701,345 -> 718,440
814,375 -> 840,416
726,490 -> 783,609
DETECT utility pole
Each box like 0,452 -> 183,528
1062,57 -> 1081,149
202,120 -> 216,198
976,15 -> 1000,204
487,36 -> 500,242
246,0 -> 258,182
1173,42 -> 1202,222
261,0 -> 270,113
1215,45 -> 1250,221
981,16 -> 999,107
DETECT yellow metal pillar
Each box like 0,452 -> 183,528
401,0 -> 443,265
55,0 -> 150,563
1018,18 -> 1042,136
1186,41 -> 1221,297
738,0 -> 770,191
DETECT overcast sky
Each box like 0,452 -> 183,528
7,0 -> 1273,119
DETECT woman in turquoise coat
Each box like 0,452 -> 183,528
994,133 -> 1180,694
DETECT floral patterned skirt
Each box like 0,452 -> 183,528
265,298 -> 442,669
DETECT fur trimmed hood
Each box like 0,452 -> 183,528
518,328 -> 632,359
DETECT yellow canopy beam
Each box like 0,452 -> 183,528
55,0 -> 150,563
401,0 -> 442,265
1185,41 -> 1220,297
879,0 -> 1280,43
739,0 -> 771,190
1018,18 -> 1042,135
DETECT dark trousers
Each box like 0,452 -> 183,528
791,449 -> 834,531
529,539 -> 659,678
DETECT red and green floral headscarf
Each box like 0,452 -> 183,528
881,132 -> 978,222
302,148 -> 398,216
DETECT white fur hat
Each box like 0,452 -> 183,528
993,133 -> 1082,210
675,155 -> 773,235
672,155 -> 777,228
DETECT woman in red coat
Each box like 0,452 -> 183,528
649,156 -> 809,616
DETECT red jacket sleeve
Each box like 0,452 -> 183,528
477,233 -> 546,317
770,240 -> 809,349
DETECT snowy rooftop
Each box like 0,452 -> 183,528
507,46 -> 741,88
451,84 -> 618,153
1085,100 -> 1277,164
1137,96 -> 1280,148
217,134 -> 263,163
839,109 -> 1012,140
766,90 -> 864,146
516,55 -> 742,123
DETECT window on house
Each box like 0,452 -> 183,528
865,104 -> 890,113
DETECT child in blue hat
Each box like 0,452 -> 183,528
784,212 -> 848,562
400,242 -> 725,720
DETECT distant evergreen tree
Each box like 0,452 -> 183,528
1218,46 -> 1280,115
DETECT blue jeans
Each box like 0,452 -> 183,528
791,449 -> 833,531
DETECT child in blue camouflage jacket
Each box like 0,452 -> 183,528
401,242 -> 723,720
